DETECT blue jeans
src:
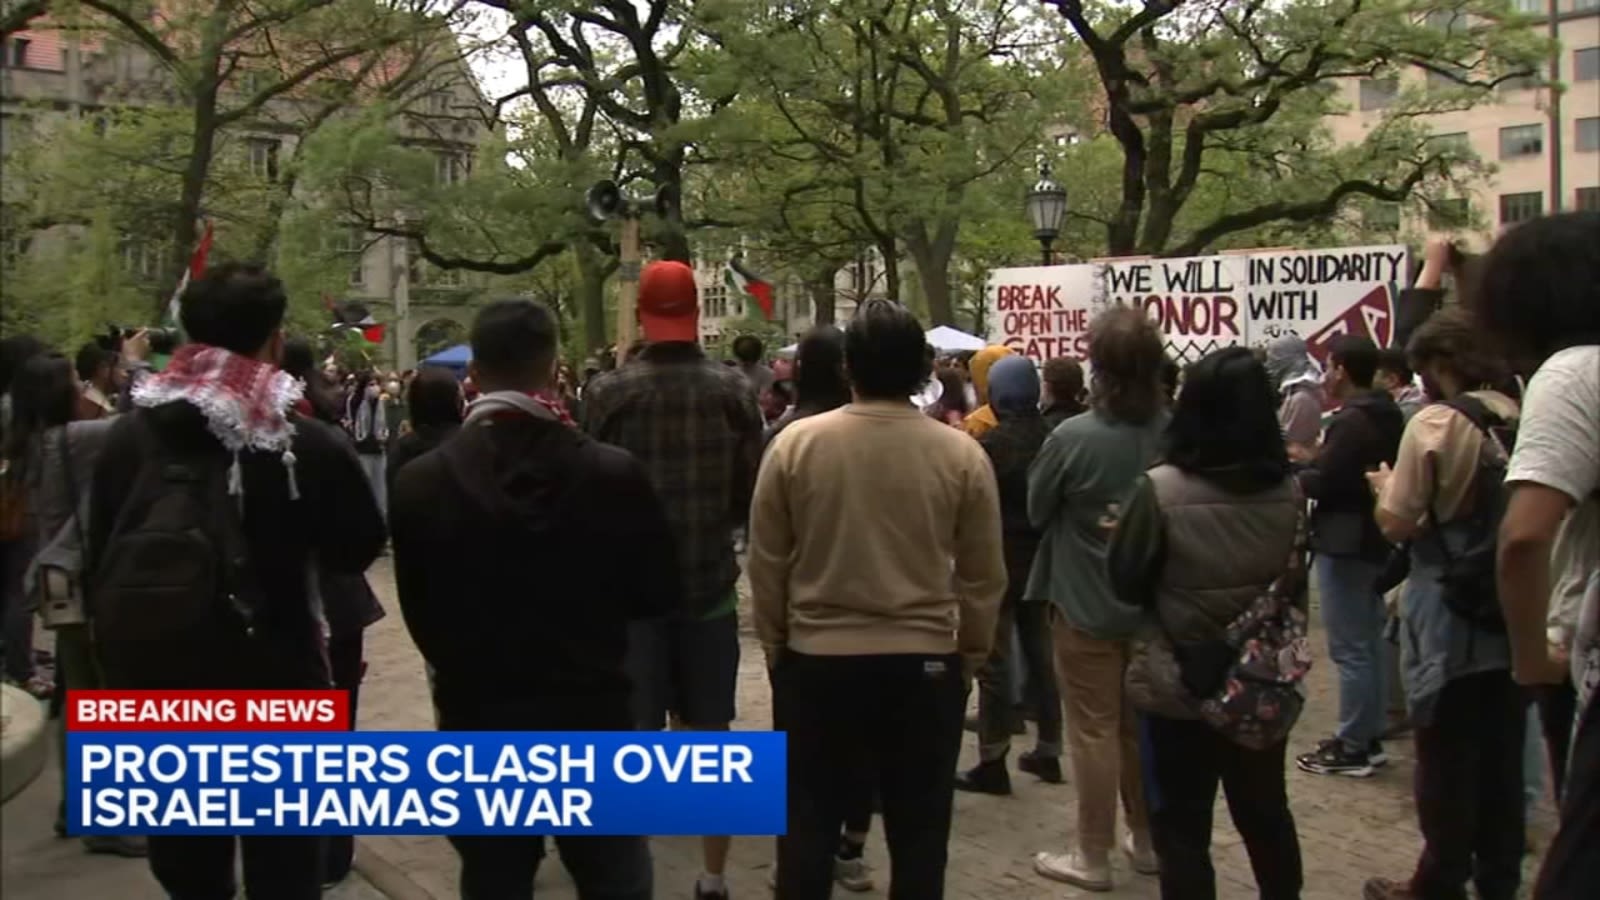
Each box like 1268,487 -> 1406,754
1317,555 -> 1386,751
358,452 -> 386,519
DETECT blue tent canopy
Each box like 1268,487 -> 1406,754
421,343 -> 471,369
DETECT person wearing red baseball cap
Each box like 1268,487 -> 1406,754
580,260 -> 765,900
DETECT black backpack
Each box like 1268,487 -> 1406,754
91,413 -> 266,689
1425,394 -> 1515,633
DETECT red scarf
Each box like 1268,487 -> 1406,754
131,344 -> 302,453
533,390 -> 575,427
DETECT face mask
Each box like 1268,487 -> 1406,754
385,381 -> 400,395
366,385 -> 380,399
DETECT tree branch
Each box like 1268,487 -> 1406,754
1165,159 -> 1439,257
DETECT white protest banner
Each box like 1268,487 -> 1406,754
986,244 -> 1409,365
987,264 -> 1100,363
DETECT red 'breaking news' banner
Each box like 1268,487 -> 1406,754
67,690 -> 350,732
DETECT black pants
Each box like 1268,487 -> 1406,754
1534,690 -> 1600,900
148,835 -> 323,900
773,651 -> 965,900
1535,678 -> 1578,802
1014,599 -> 1063,750
434,697 -> 643,899
323,631 -> 365,884
1140,715 -> 1302,900
974,603 -> 1016,761
1410,670 -> 1526,900
446,834 -> 652,900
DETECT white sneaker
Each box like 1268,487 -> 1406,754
834,855 -> 874,892
1034,850 -> 1113,892
1123,831 -> 1160,875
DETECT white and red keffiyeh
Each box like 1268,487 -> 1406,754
131,344 -> 305,500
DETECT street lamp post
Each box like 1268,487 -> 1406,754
1024,163 -> 1068,266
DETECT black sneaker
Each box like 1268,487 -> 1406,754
1018,750 -> 1064,784
694,883 -> 730,900
1295,738 -> 1375,777
1369,741 -> 1389,767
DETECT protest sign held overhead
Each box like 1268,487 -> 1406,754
986,244 -> 1409,364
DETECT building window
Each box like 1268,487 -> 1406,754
1576,187 -> 1600,212
1358,78 -> 1398,111
1577,48 -> 1600,83
1428,131 -> 1472,155
334,227 -> 367,287
1578,118 -> 1600,153
1511,0 -> 1542,13
1499,72 -> 1539,92
1574,0 -> 1599,12
428,91 -> 452,115
6,38 -> 30,68
1499,124 -> 1542,159
1428,197 -> 1470,229
435,151 -> 469,185
247,138 -> 280,181
1499,192 -> 1543,227
1424,10 -> 1460,32
238,70 -> 265,98
120,239 -> 163,279
1364,203 -> 1402,233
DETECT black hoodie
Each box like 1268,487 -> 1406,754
389,409 -> 680,729
1296,389 -> 1405,563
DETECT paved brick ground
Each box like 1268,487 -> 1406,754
0,557 -> 1556,900
354,558 -> 1555,900
0,755 -> 388,900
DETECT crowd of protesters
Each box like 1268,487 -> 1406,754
0,211 -> 1596,900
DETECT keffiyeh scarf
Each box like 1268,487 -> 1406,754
348,391 -> 389,445
132,343 -> 304,501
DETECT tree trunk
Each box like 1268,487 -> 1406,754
574,242 -> 609,353
877,239 -> 900,304
166,88 -> 220,318
806,265 -> 837,325
905,229 -> 956,326
652,154 -> 691,264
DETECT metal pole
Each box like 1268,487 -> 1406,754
615,216 -> 641,353
1547,0 -> 1563,213
1040,239 -> 1053,267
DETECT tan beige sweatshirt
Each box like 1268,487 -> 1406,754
747,401 -> 1007,678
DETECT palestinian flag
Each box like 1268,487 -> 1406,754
162,220 -> 215,332
330,299 -> 387,344
725,255 -> 774,320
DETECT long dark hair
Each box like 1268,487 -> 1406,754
792,326 -> 850,413
4,353 -> 78,478
0,335 -> 48,399
935,371 -> 970,417
1164,347 -> 1290,492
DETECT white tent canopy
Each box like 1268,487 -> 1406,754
773,324 -> 984,357
924,325 -> 986,352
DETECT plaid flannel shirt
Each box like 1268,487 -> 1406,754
581,342 -> 764,617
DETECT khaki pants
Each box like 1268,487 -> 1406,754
1052,612 -> 1148,860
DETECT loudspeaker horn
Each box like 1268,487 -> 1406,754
585,180 -> 623,223
652,183 -> 679,220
